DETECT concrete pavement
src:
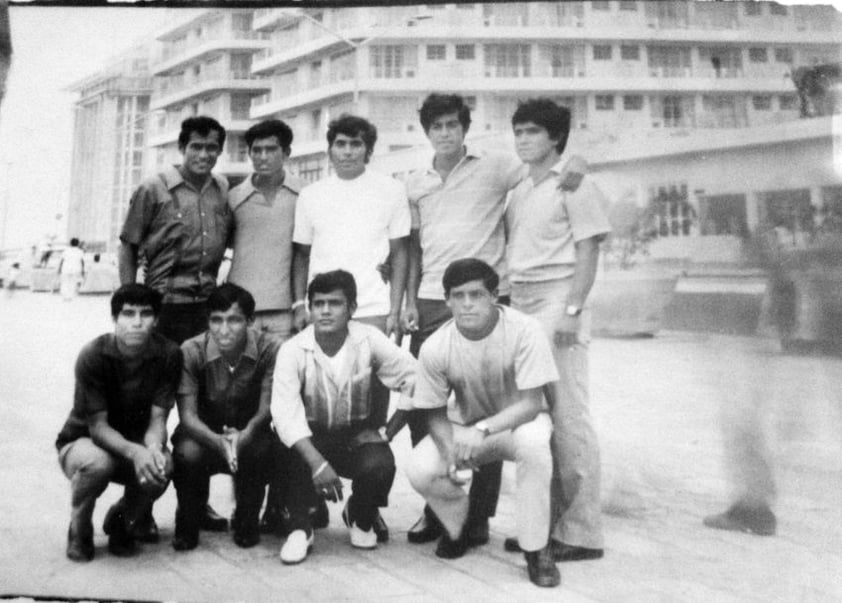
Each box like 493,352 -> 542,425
1,290 -> 841,602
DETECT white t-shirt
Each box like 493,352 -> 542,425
60,247 -> 85,275
414,306 -> 558,425
293,170 -> 411,317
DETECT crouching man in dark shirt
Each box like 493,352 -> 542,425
171,283 -> 291,551
56,284 -> 182,562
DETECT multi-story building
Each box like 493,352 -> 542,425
250,1 -> 841,184
147,9 -> 271,184
67,44 -> 152,253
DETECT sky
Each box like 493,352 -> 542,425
0,1 -> 840,251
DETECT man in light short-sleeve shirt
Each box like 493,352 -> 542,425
406,258 -> 559,588
505,98 -> 611,563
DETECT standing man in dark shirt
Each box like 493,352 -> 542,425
118,115 -> 232,531
171,283 -> 291,551
56,284 -> 181,561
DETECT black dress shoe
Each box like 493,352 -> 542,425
373,511 -> 389,543
504,536 -> 522,553
551,541 -> 604,562
434,530 -> 471,559
199,504 -> 229,532
131,509 -> 159,543
407,512 -> 443,544
525,547 -> 561,588
310,499 -> 329,530
104,509 -> 136,557
172,532 -> 199,551
66,523 -> 94,562
233,524 -> 261,548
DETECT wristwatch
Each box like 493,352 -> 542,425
474,420 -> 491,437
565,304 -> 582,317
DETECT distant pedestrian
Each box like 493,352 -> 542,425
4,261 -> 19,297
58,238 -> 85,301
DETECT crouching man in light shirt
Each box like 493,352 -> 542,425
405,258 -> 560,588
271,270 -> 416,564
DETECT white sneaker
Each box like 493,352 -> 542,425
349,522 -> 377,549
280,529 -> 313,565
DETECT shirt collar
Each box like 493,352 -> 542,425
295,321 -> 365,353
165,165 -> 225,193
229,172 -> 304,210
206,328 -> 260,364
423,145 -> 480,176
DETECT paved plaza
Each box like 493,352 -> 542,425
0,290 -> 840,602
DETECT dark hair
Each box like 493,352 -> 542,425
326,114 -> 377,156
69,238 -> 80,247
442,258 -> 499,297
308,269 -> 357,309
511,98 -> 571,154
110,284 -> 163,319
178,116 -> 226,150
419,93 -> 472,134
245,119 -> 293,155
206,283 -> 256,320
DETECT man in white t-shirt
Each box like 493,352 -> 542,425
292,114 -> 410,338
406,258 -> 560,588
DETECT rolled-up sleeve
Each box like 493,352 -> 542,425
411,340 -> 450,411
120,181 -> 156,246
271,341 -> 313,448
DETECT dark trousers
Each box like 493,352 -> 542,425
172,426 -> 276,537
287,430 -> 396,533
156,302 -> 208,345
408,297 -> 506,522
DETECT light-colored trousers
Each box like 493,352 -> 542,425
406,413 -> 553,552
512,278 -> 604,549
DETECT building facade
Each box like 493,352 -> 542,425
67,45 -> 152,253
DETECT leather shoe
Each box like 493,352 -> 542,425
374,511 -> 389,544
407,512 -> 443,544
102,498 -> 156,541
703,503 -> 776,536
552,542 -> 604,562
260,504 -> 287,536
104,508 -> 136,557
172,533 -> 199,551
199,504 -> 229,532
66,523 -> 94,562
434,530 -> 471,559
525,546 -> 561,588
233,524 -> 260,548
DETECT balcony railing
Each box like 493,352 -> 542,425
159,31 -> 271,62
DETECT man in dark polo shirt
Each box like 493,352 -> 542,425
56,284 -> 182,562
171,283 -> 295,550
118,115 -> 232,531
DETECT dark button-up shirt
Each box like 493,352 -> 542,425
179,328 -> 280,433
120,166 -> 232,304
55,333 -> 182,451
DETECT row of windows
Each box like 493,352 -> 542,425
590,44 -> 793,64
594,94 -> 798,112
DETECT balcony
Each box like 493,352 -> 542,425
151,71 -> 271,110
152,31 -> 271,76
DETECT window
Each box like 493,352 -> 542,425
769,3 -> 788,16
650,183 -> 695,237
749,47 -> 768,63
758,189 -> 812,234
744,2 -> 762,16
779,94 -> 798,111
619,1 -> 637,11
620,45 -> 640,61
752,95 -> 772,110
700,47 -> 743,78
623,95 -> 643,110
426,45 -> 446,61
591,1 -> 610,10
595,95 -> 615,110
593,45 -> 612,60
295,157 -> 324,183
651,95 -> 694,128
774,48 -> 793,64
540,44 -> 581,78
456,45 -> 475,60
230,95 -> 251,120
370,45 -> 417,79
484,44 -> 531,77
648,46 -> 692,77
